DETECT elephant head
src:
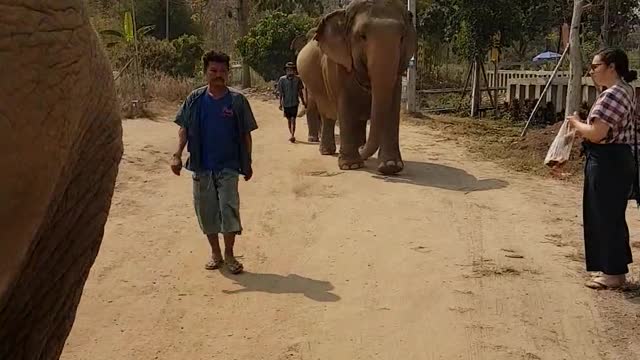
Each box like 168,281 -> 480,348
314,0 -> 417,160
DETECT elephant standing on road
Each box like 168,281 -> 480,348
297,0 -> 417,174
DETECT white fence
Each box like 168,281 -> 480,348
486,69 -> 640,113
486,70 -> 570,90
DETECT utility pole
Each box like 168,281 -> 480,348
130,0 -> 144,113
565,0 -> 585,118
238,0 -> 251,89
166,0 -> 170,40
406,0 -> 417,113
601,0 -> 609,47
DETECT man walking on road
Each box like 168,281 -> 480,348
170,50 -> 258,274
277,62 -> 306,143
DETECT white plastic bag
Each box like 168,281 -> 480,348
544,119 -> 576,167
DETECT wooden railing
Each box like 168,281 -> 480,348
482,69 -> 640,113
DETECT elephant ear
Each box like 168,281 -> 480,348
314,9 -> 352,72
399,11 -> 418,74
290,34 -> 308,55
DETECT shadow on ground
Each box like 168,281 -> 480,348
623,282 -> 640,305
220,271 -> 341,302
366,160 -> 509,192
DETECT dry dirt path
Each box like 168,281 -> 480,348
62,98 -> 640,360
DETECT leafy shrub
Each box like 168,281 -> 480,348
171,35 -> 205,77
109,35 -> 204,78
236,12 -> 316,81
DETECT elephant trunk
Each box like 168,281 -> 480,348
359,42 -> 401,160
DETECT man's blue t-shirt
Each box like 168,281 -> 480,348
199,91 -> 240,172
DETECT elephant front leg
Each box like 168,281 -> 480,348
338,116 -> 365,171
319,117 -> 336,155
355,119 -> 367,149
377,85 -> 404,175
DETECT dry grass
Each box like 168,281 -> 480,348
115,71 -> 201,119
404,114 -> 585,182
146,72 -> 202,103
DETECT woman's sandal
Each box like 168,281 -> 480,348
585,276 -> 624,290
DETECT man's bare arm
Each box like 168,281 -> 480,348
170,127 -> 187,176
175,127 -> 187,157
244,132 -> 253,180
299,86 -> 307,107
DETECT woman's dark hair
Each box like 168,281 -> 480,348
596,48 -> 638,82
202,50 -> 230,72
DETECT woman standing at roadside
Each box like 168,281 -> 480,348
568,48 -> 638,290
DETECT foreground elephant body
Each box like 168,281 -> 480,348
0,1 -> 123,359
297,0 -> 417,174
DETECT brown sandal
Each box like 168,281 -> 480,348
225,257 -> 244,274
585,276 -> 624,290
205,258 -> 224,270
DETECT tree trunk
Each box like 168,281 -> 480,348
470,59 -> 481,117
518,41 -> 528,62
601,0 -> 609,47
565,0 -> 584,118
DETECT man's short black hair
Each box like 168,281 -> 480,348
202,50 -> 230,72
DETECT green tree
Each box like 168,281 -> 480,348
417,0 -> 516,60
254,0 -> 325,17
583,0 -> 640,47
236,12 -> 316,81
135,0 -> 198,39
416,0 -> 571,61
109,35 -> 204,77
87,0 -> 199,39
171,35 -> 205,76
452,0 -> 518,60
508,0 -> 558,60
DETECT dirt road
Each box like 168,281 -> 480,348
62,98 -> 640,360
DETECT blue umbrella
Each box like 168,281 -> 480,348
533,51 -> 562,62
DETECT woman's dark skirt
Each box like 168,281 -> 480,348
583,142 -> 635,275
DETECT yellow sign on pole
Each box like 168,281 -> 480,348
490,48 -> 499,62
490,32 -> 501,62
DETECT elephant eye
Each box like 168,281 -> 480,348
359,33 -> 367,41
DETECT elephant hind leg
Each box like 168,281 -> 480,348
306,102 -> 321,142
319,117 -> 336,155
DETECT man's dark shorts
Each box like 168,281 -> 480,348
284,105 -> 299,119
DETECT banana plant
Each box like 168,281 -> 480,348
100,11 -> 155,48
